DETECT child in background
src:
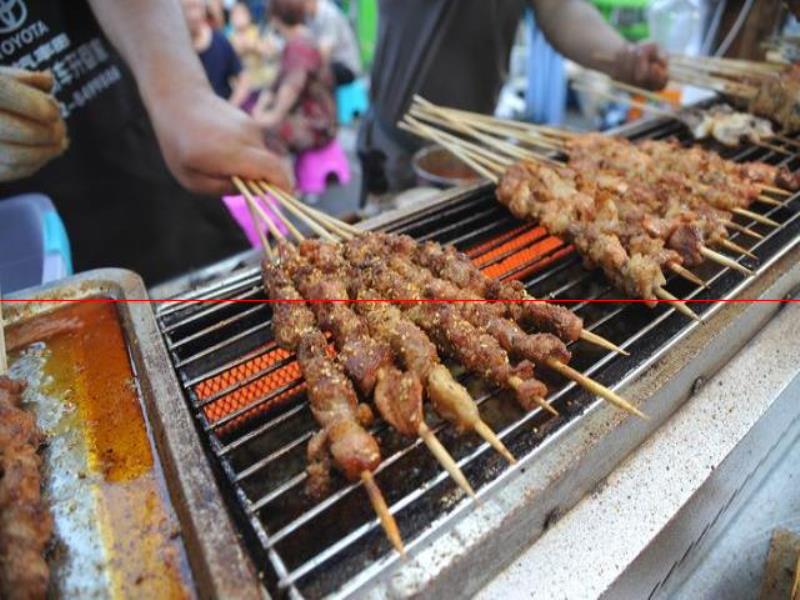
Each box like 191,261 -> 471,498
252,0 -> 336,155
305,0 -> 362,86
228,2 -> 280,109
182,0 -> 251,106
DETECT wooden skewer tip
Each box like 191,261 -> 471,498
417,422 -> 476,499
733,208 -> 779,227
547,359 -> 648,419
668,262 -> 708,289
756,194 -> 784,207
578,329 -> 630,356
473,420 -> 517,465
655,288 -> 702,323
361,471 -> 405,555
700,246 -> 753,276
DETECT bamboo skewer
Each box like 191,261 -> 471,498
759,184 -> 792,196
733,208 -> 780,227
417,422 -> 476,498
756,194 -> 784,207
700,246 -> 753,276
361,471 -> 405,554
507,376 -> 558,416
410,105 -> 544,163
723,219 -> 764,239
546,359 -> 647,419
717,238 -> 757,260
655,287 -> 701,322
579,329 -> 629,356
754,141 -> 793,156
669,263 -> 707,288
472,419 -> 516,464
413,103 -> 565,152
770,135 -> 800,150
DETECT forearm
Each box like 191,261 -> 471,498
229,74 -> 251,107
87,0 -> 210,112
531,0 -> 628,74
270,77 -> 304,121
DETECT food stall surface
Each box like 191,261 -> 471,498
479,300 -> 800,599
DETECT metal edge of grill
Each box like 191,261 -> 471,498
7,269 -> 264,600
153,111 -> 800,598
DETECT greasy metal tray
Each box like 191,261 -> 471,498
5,269 -> 263,600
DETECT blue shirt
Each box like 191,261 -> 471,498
199,30 -> 242,99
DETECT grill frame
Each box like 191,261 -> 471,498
155,112 -> 800,598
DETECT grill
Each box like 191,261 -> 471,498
155,114 -> 800,598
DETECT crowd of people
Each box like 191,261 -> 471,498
0,0 -> 668,287
183,0 -> 361,156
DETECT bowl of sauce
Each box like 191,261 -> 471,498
412,145 -> 481,188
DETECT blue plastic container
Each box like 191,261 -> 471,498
0,194 -> 72,293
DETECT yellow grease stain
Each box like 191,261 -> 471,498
11,302 -> 193,599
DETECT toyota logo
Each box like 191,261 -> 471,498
0,0 -> 27,34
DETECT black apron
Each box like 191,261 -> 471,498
0,1 -> 248,285
357,0 -> 527,195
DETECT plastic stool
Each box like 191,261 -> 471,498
222,194 -> 289,248
336,79 -> 369,125
0,194 -> 72,293
294,138 -> 351,195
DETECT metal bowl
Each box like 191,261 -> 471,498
412,145 -> 481,188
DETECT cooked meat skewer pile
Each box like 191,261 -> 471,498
667,56 -> 800,133
402,100 -> 800,310
0,376 -> 51,600
342,247 -> 551,414
297,240 -> 516,463
278,241 -> 477,496
262,261 -> 404,553
682,105 -> 774,147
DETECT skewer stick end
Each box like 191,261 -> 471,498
655,287 -> 702,322
700,246 -> 754,276
579,329 -> 630,356
417,422 -> 476,499
361,471 -> 406,555
547,359 -> 648,419
473,419 -> 517,465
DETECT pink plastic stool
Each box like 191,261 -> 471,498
222,194 -> 288,248
294,139 -> 351,195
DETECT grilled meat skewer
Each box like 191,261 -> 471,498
278,242 -> 476,496
498,160 -> 668,303
0,376 -> 51,600
278,241 -> 420,432
298,240 -> 516,463
333,247 -> 550,413
346,234 -> 571,383
263,260 -> 408,552
381,233 -> 584,344
263,261 -> 381,494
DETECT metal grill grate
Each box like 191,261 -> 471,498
156,116 -> 800,598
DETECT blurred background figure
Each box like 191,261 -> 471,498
252,0 -> 337,155
305,0 -> 363,86
228,2 -> 281,111
182,0 -> 252,106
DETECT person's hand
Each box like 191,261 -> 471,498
0,67 -> 68,182
612,42 -> 669,91
148,89 -> 293,196
254,109 -> 280,130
